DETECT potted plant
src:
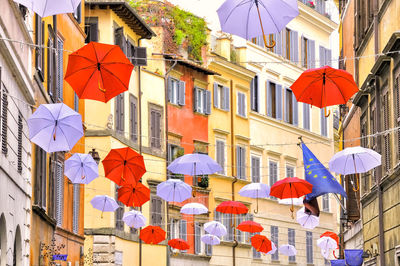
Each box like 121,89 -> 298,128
197,175 -> 208,188
307,1 -> 315,8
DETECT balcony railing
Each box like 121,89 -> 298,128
299,0 -> 330,19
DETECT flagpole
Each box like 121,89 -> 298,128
333,194 -> 346,211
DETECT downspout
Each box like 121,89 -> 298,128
230,79 -> 238,266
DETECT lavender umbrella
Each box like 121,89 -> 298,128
204,221 -> 227,237
180,203 -> 208,215
123,210 -> 146,229
296,207 -> 319,229
201,234 -> 220,245
167,153 -> 222,176
217,0 -> 299,48
239,183 -> 270,213
279,244 -> 297,256
156,179 -> 192,203
13,0 -> 81,17
28,103 -> 83,153
90,195 -> 119,218
65,153 -> 99,184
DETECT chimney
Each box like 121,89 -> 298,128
217,37 -> 231,60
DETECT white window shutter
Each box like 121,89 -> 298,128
213,83 -> 218,108
266,81 -> 272,117
167,77 -> 173,102
178,80 -> 186,105
276,84 -> 282,120
205,90 -> 211,115
223,86 -> 230,111
195,222 -> 201,254
55,162 -> 64,227
309,40 -> 316,68
73,184 -> 80,233
293,31 -> 299,63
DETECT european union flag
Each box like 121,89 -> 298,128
302,143 -> 347,200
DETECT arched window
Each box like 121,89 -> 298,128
12,226 -> 21,266
0,214 -> 7,266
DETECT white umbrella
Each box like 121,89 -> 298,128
180,203 -> 208,215
156,179 -> 192,203
204,221 -> 227,237
296,207 -> 319,230
321,248 -> 334,260
279,244 -> 297,256
14,0 -> 81,17
317,236 -> 337,251
64,153 -> 99,184
279,197 -> 303,206
239,183 -> 270,213
90,195 -> 119,218
122,210 -> 146,229
201,234 -> 220,245
266,241 -> 277,255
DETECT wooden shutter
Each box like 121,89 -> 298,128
206,243 -> 212,256
223,86 -> 230,111
195,222 -> 201,254
74,92 -> 79,112
193,87 -> 199,112
283,88 -> 288,122
156,111 -> 161,148
301,36 -> 305,67
275,31 -> 282,55
346,174 -> 360,221
150,110 -> 155,147
282,29 -> 287,58
47,36 -> 54,99
217,141 -> 225,174
56,38 -> 63,101
205,90 -> 211,115
276,84 -> 282,120
214,209 -> 220,222
292,31 -> 299,63
90,22 -> 98,42
114,27 -> 126,54
129,95 -> 137,142
288,228 -> 296,262
306,231 -> 313,263
179,219 -> 187,241
256,75 -> 260,112
167,77 -> 173,102
271,226 -> 279,260
269,161 -> 274,186
250,78 -> 255,111
236,215 -> 242,242
236,146 -> 240,178
73,184 -> 80,234
120,93 -> 125,132
382,91 -> 391,172
1,90 -> 8,155
55,161 -> 64,226
241,147 -> 246,180
320,108 -> 326,136
134,47 -> 147,66
293,93 -> 298,126
303,103 -> 310,130
178,81 -> 186,106
213,83 -> 218,108
309,40 -> 316,68
17,114 -> 23,173
326,49 -> 332,67
395,76 -> 400,161
266,81 -> 272,116
319,46 -> 326,67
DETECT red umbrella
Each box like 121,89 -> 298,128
320,231 -> 339,247
237,220 -> 263,233
251,234 -> 272,254
140,225 -> 166,244
65,42 -> 134,103
290,66 -> 358,116
270,177 -> 313,218
216,201 -> 248,214
102,147 -> 146,186
168,238 -> 190,250
118,182 -> 150,207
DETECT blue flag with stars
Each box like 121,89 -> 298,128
302,143 -> 347,200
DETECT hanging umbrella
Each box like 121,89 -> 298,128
279,197 -> 303,206
296,207 -> 319,230
344,249 -> 364,266
291,66 -> 358,117
321,231 -> 339,246
13,0 -> 81,17
201,234 -> 220,245
168,238 -> 190,251
90,195 -> 119,218
180,203 -> 208,215
102,147 -> 146,186
321,248 -> 334,260
64,153 -> 99,184
156,179 -> 192,203
317,236 -> 338,251
122,210 -> 146,229
140,225 -> 166,245
167,153 -> 222,176
279,244 -> 297,256
251,234 -> 272,254
237,221 -> 263,233
28,103 -> 83,153
118,182 -> 150,208
217,0 -> 299,48
239,183 -> 270,213
65,42 -> 134,103
330,259 -> 346,266
266,241 -> 277,255
270,177 -> 313,218
329,146 -> 381,191
216,201 -> 248,214
204,221 -> 227,237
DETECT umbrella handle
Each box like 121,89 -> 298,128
290,203 -> 294,219
352,174 -> 360,192
324,107 -> 331,118
253,198 -> 259,214
256,4 -> 276,49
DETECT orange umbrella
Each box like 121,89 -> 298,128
168,238 -> 190,250
65,42 -> 134,103
237,220 -> 263,233
140,225 -> 166,245
118,182 -> 150,207
102,147 -> 146,186
251,234 -> 272,254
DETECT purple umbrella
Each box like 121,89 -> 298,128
65,153 -> 99,184
90,195 -> 119,218
28,103 -> 83,153
217,0 -> 299,48
167,154 -> 222,176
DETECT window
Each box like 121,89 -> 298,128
271,226 -> 279,261
34,146 -> 47,209
269,161 -> 278,187
250,76 -> 259,112
115,187 -> 124,230
151,195 -> 163,228
170,219 -> 179,239
382,89 -> 391,173
72,184 -> 80,234
288,229 -> 295,262
303,103 -> 311,130
168,144 -> 184,179
1,86 -> 7,155
322,194 -> 329,212
84,18 -> 98,43
237,92 -> 247,117
286,165 -> 294,178
114,26 -> 126,54
251,156 -> 261,183
236,146 -> 246,180
47,28 -> 55,99
284,88 -> 298,125
236,213 -> 251,244
360,113 -> 369,195
306,231 -> 313,264
168,77 -> 185,105
285,29 -> 299,63
319,46 -> 332,67
195,222 -> 207,255
301,37 -> 315,69
56,37 -> 64,101
179,219 -> 187,243
266,81 -> 282,120
129,94 -> 138,142
55,161 -> 64,227
213,83 -> 229,111
220,212 -> 233,241
150,107 -> 162,149
115,93 -> 124,133
17,114 -> 23,173
394,74 -> 400,162
73,3 -> 81,23
320,109 -> 328,137
194,87 -> 211,115
216,140 -> 226,175
35,14 -> 45,79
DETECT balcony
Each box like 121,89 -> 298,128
299,0 -> 331,19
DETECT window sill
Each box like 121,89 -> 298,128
194,111 -> 209,117
213,107 -> 230,113
168,102 -> 183,108
236,114 -> 248,120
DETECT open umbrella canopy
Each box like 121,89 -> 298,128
237,221 -> 263,233
201,234 -> 220,245
329,146 -> 381,175
180,203 -> 208,215
167,153 -> 222,176
122,210 -> 146,229
239,183 -> 270,198
140,225 -> 166,245
118,182 -> 150,208
156,179 -> 192,203
168,238 -> 190,251
266,241 -> 277,255
290,66 -> 358,109
204,221 -> 227,237
28,103 -> 83,153
279,197 -> 303,206
65,153 -> 99,184
317,236 -> 338,251
216,201 -> 248,214
102,147 -> 146,186
251,234 -> 272,254
14,0 -> 81,17
321,231 -> 339,247
296,207 -> 319,230
90,195 -> 119,213
65,42 -> 134,103
279,244 -> 297,256
217,0 -> 299,41
270,177 -> 313,199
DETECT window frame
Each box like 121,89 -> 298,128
251,155 -> 261,183
215,139 -> 226,175
237,91 -> 247,117
149,104 -> 163,150
306,231 -> 313,264
271,226 -> 279,261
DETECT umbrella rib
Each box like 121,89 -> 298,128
68,53 -> 97,65
222,0 -> 253,26
296,76 -> 323,103
325,76 -> 347,102
99,45 -> 120,63
64,65 -> 97,79
258,1 -> 280,32
245,1 -> 255,40
101,67 -> 130,91
357,154 -> 367,173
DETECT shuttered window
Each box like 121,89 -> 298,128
115,186 -> 124,230
114,27 -> 126,54
195,222 -> 201,254
284,88 -> 298,125
271,226 -> 279,261
251,156 -> 261,183
115,93 -> 125,133
306,231 -> 313,264
236,146 -> 246,180
168,77 -> 185,105
151,195 -> 163,228
34,146 -> 47,208
382,90 -> 391,173
322,194 -> 329,212
302,37 -> 315,69
237,92 -> 246,117
84,19 -> 98,43
224,213 -> 234,241
214,83 -> 229,111
133,47 -> 147,66
150,108 -> 162,149
194,87 -> 211,115
288,228 -> 295,262
129,94 -> 138,142
250,76 -> 259,112
290,30 -> 299,63
56,37 -> 63,101
320,108 -> 328,137
55,161 -> 64,227
47,31 -> 55,99
394,75 -> 400,162
17,113 -> 23,173
35,15 -> 45,79
266,81 -> 282,119
216,140 -> 225,175
319,46 -> 332,67
360,113 -> 370,195
269,161 -> 278,187
1,84 -> 8,155
179,219 -> 187,244
303,103 -> 310,130
72,184 -> 80,234
286,165 -> 294,177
